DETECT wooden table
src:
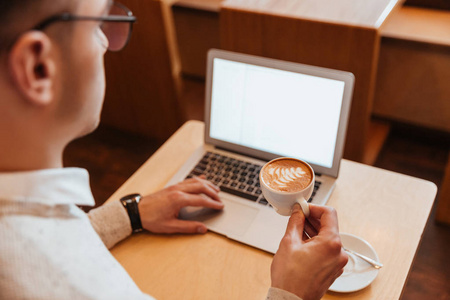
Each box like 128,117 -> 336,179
106,121 -> 437,300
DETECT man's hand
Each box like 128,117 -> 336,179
138,175 -> 223,234
271,204 -> 348,300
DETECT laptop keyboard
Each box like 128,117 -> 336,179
185,152 -> 321,207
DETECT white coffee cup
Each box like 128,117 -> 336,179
259,157 -> 314,217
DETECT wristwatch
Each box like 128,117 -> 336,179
120,193 -> 143,233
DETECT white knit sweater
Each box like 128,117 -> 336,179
0,168 -> 300,300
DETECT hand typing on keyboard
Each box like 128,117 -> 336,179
186,152 -> 321,208
138,175 -> 223,234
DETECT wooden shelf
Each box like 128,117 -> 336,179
374,6 -> 450,133
381,6 -> 450,46
363,119 -> 391,165
173,0 -> 222,12
436,151 -> 450,225
171,0 -> 221,78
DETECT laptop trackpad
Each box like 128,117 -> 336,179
179,200 -> 259,237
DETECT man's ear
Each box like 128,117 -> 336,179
8,31 -> 56,106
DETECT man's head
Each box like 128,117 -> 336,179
0,0 -> 135,171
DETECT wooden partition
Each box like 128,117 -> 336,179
220,0 -> 403,162
374,7 -> 450,133
436,151 -> 450,225
172,0 -> 222,78
102,0 -> 183,140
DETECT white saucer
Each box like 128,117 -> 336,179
329,233 -> 380,293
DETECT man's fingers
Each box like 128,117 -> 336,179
193,175 -> 220,190
308,204 -> 339,236
181,193 -> 224,210
305,211 -> 321,233
284,203 -> 306,243
166,219 -> 208,234
196,175 -> 220,192
184,174 -> 217,188
178,178 -> 221,201
303,218 -> 318,238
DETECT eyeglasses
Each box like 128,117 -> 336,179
33,2 -> 137,51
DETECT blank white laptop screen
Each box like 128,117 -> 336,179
209,58 -> 345,169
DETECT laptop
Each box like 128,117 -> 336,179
166,49 -> 354,253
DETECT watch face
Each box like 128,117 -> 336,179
120,193 -> 141,202
120,194 -> 143,232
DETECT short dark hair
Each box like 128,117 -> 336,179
0,1 -> 34,50
0,1 -> 31,21
0,0 -> 74,52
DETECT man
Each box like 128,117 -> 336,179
0,0 -> 348,299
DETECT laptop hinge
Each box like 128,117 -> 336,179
215,146 -> 322,177
214,146 -> 269,163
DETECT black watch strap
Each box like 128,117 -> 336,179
120,193 -> 143,233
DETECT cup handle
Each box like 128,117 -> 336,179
295,198 -> 310,218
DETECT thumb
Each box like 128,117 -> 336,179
169,219 -> 208,234
284,203 -> 306,242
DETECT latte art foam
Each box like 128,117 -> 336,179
268,166 -> 306,187
261,159 -> 312,192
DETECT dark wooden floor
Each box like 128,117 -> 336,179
375,125 -> 450,300
64,78 -> 450,300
